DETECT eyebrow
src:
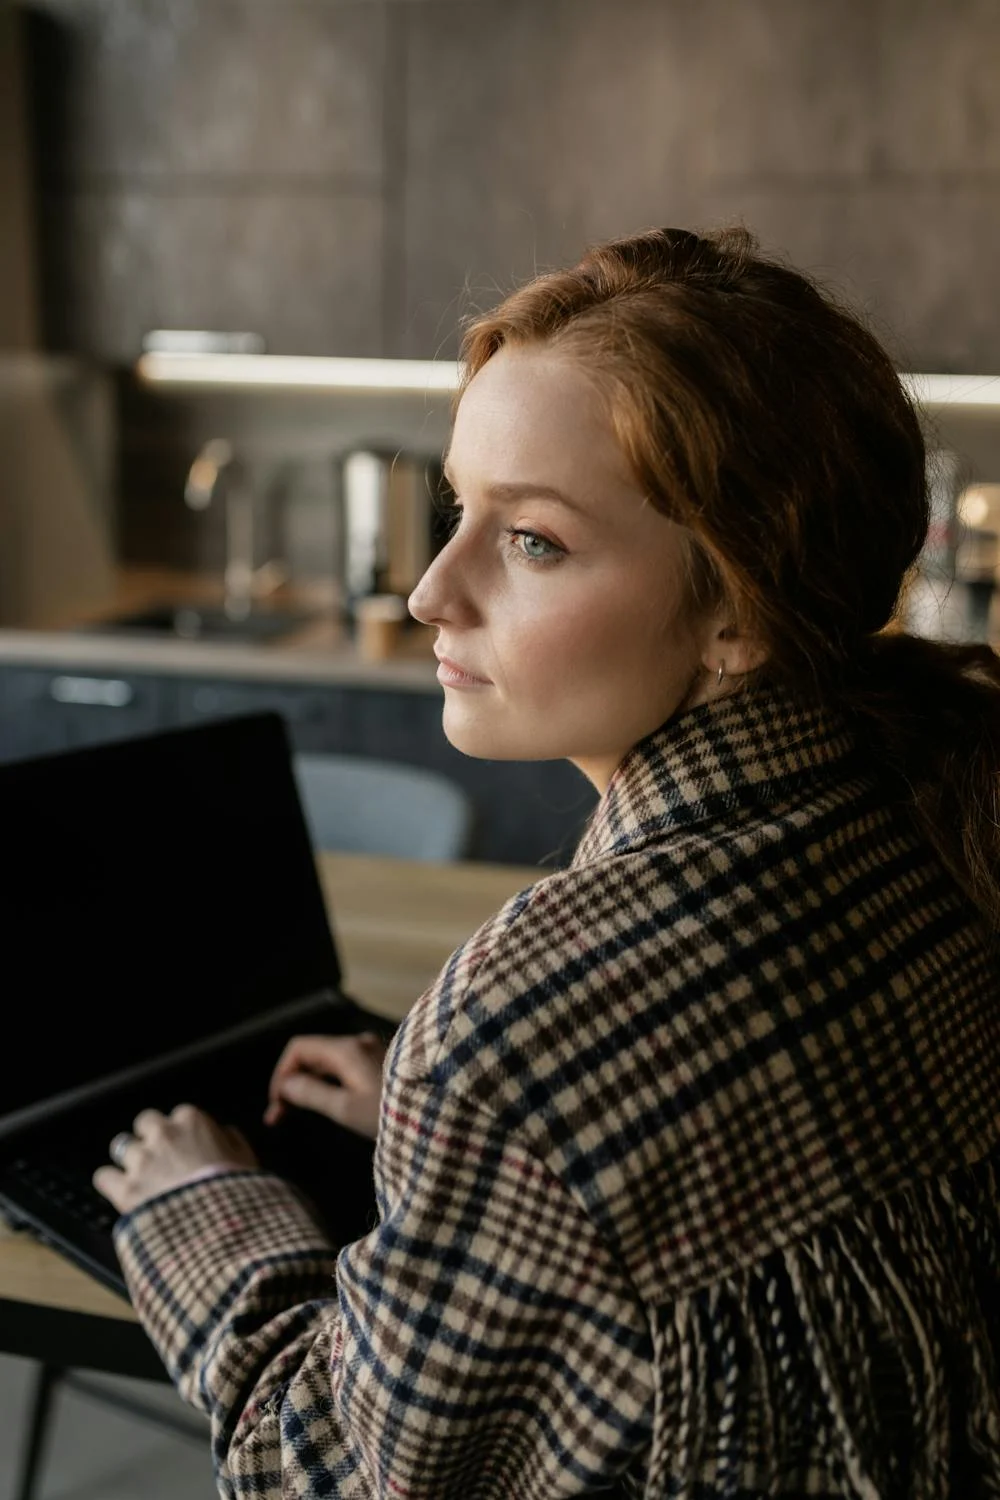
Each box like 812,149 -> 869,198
442,464 -> 593,519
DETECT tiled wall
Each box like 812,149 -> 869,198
23,0 -> 1000,371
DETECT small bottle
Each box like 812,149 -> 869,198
354,593 -> 410,661
955,484 -> 1000,643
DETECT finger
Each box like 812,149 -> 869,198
133,1109 -> 167,1140
266,1035 -> 343,1109
109,1131 -> 142,1171
169,1102 -> 202,1127
267,1040 -> 305,1112
276,1071 -> 349,1125
265,1033 -> 383,1125
270,1034 -> 343,1086
287,1034 -> 382,1093
93,1165 -> 132,1214
262,1098 -> 285,1127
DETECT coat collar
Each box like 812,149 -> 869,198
572,683 -> 860,867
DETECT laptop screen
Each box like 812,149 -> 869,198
1,712 -> 341,1114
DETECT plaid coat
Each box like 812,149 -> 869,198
115,685 -> 1000,1498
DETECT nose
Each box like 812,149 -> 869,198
408,535 -> 479,629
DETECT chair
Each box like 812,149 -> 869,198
293,753 -> 475,862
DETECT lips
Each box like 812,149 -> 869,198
434,652 -> 491,684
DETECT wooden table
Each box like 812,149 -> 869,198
0,850 -> 543,1337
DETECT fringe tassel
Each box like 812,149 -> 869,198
642,1151 -> 1000,1498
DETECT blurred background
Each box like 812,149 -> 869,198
1,0 -> 999,869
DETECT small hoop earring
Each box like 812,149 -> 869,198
716,662 -> 726,688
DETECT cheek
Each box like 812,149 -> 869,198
497,591 -> 636,699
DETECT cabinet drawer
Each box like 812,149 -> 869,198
1,667 -> 165,759
173,679 -> 350,752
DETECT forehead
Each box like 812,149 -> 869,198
448,347 -> 634,495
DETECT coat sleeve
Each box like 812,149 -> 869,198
113,1066 -> 655,1499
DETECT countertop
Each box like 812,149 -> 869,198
0,569 -> 441,690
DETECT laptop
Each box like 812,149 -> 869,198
0,712 -> 395,1297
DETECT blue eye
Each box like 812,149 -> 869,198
439,502 -> 564,567
505,527 -> 561,564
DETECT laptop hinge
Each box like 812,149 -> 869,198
0,989 -> 349,1144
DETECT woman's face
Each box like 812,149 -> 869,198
407,345 -> 720,793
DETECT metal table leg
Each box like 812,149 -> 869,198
14,1361 -> 64,1500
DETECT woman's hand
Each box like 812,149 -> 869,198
265,1032 -> 387,1142
93,1105 -> 258,1215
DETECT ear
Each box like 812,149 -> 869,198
701,618 -> 768,680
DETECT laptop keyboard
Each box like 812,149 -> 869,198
0,1003 -> 392,1263
6,1158 -> 119,1233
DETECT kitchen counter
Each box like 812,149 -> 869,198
0,568 -> 440,691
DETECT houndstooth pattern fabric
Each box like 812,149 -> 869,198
114,684 -> 1000,1498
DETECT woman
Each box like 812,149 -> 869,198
95,227 -> 1000,1498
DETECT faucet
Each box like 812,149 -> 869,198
184,439 -> 286,621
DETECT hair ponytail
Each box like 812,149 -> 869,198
836,633 -> 1000,927
460,225 -> 1000,929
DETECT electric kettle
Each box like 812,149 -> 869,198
335,448 -> 446,626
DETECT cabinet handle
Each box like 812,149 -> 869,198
49,675 -> 135,708
191,687 -> 221,714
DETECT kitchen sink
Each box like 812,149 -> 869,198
79,604 -> 316,643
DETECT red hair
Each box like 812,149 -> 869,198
458,226 -> 1000,927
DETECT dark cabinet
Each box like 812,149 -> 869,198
172,679 -> 349,754
0,667 -> 166,760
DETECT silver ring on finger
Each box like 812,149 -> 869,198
109,1132 -> 134,1169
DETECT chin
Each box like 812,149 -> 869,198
441,721 -> 517,760
440,706 -> 576,764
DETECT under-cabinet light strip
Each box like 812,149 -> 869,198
900,374 -> 1000,407
135,354 -> 1000,409
135,353 -> 462,393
